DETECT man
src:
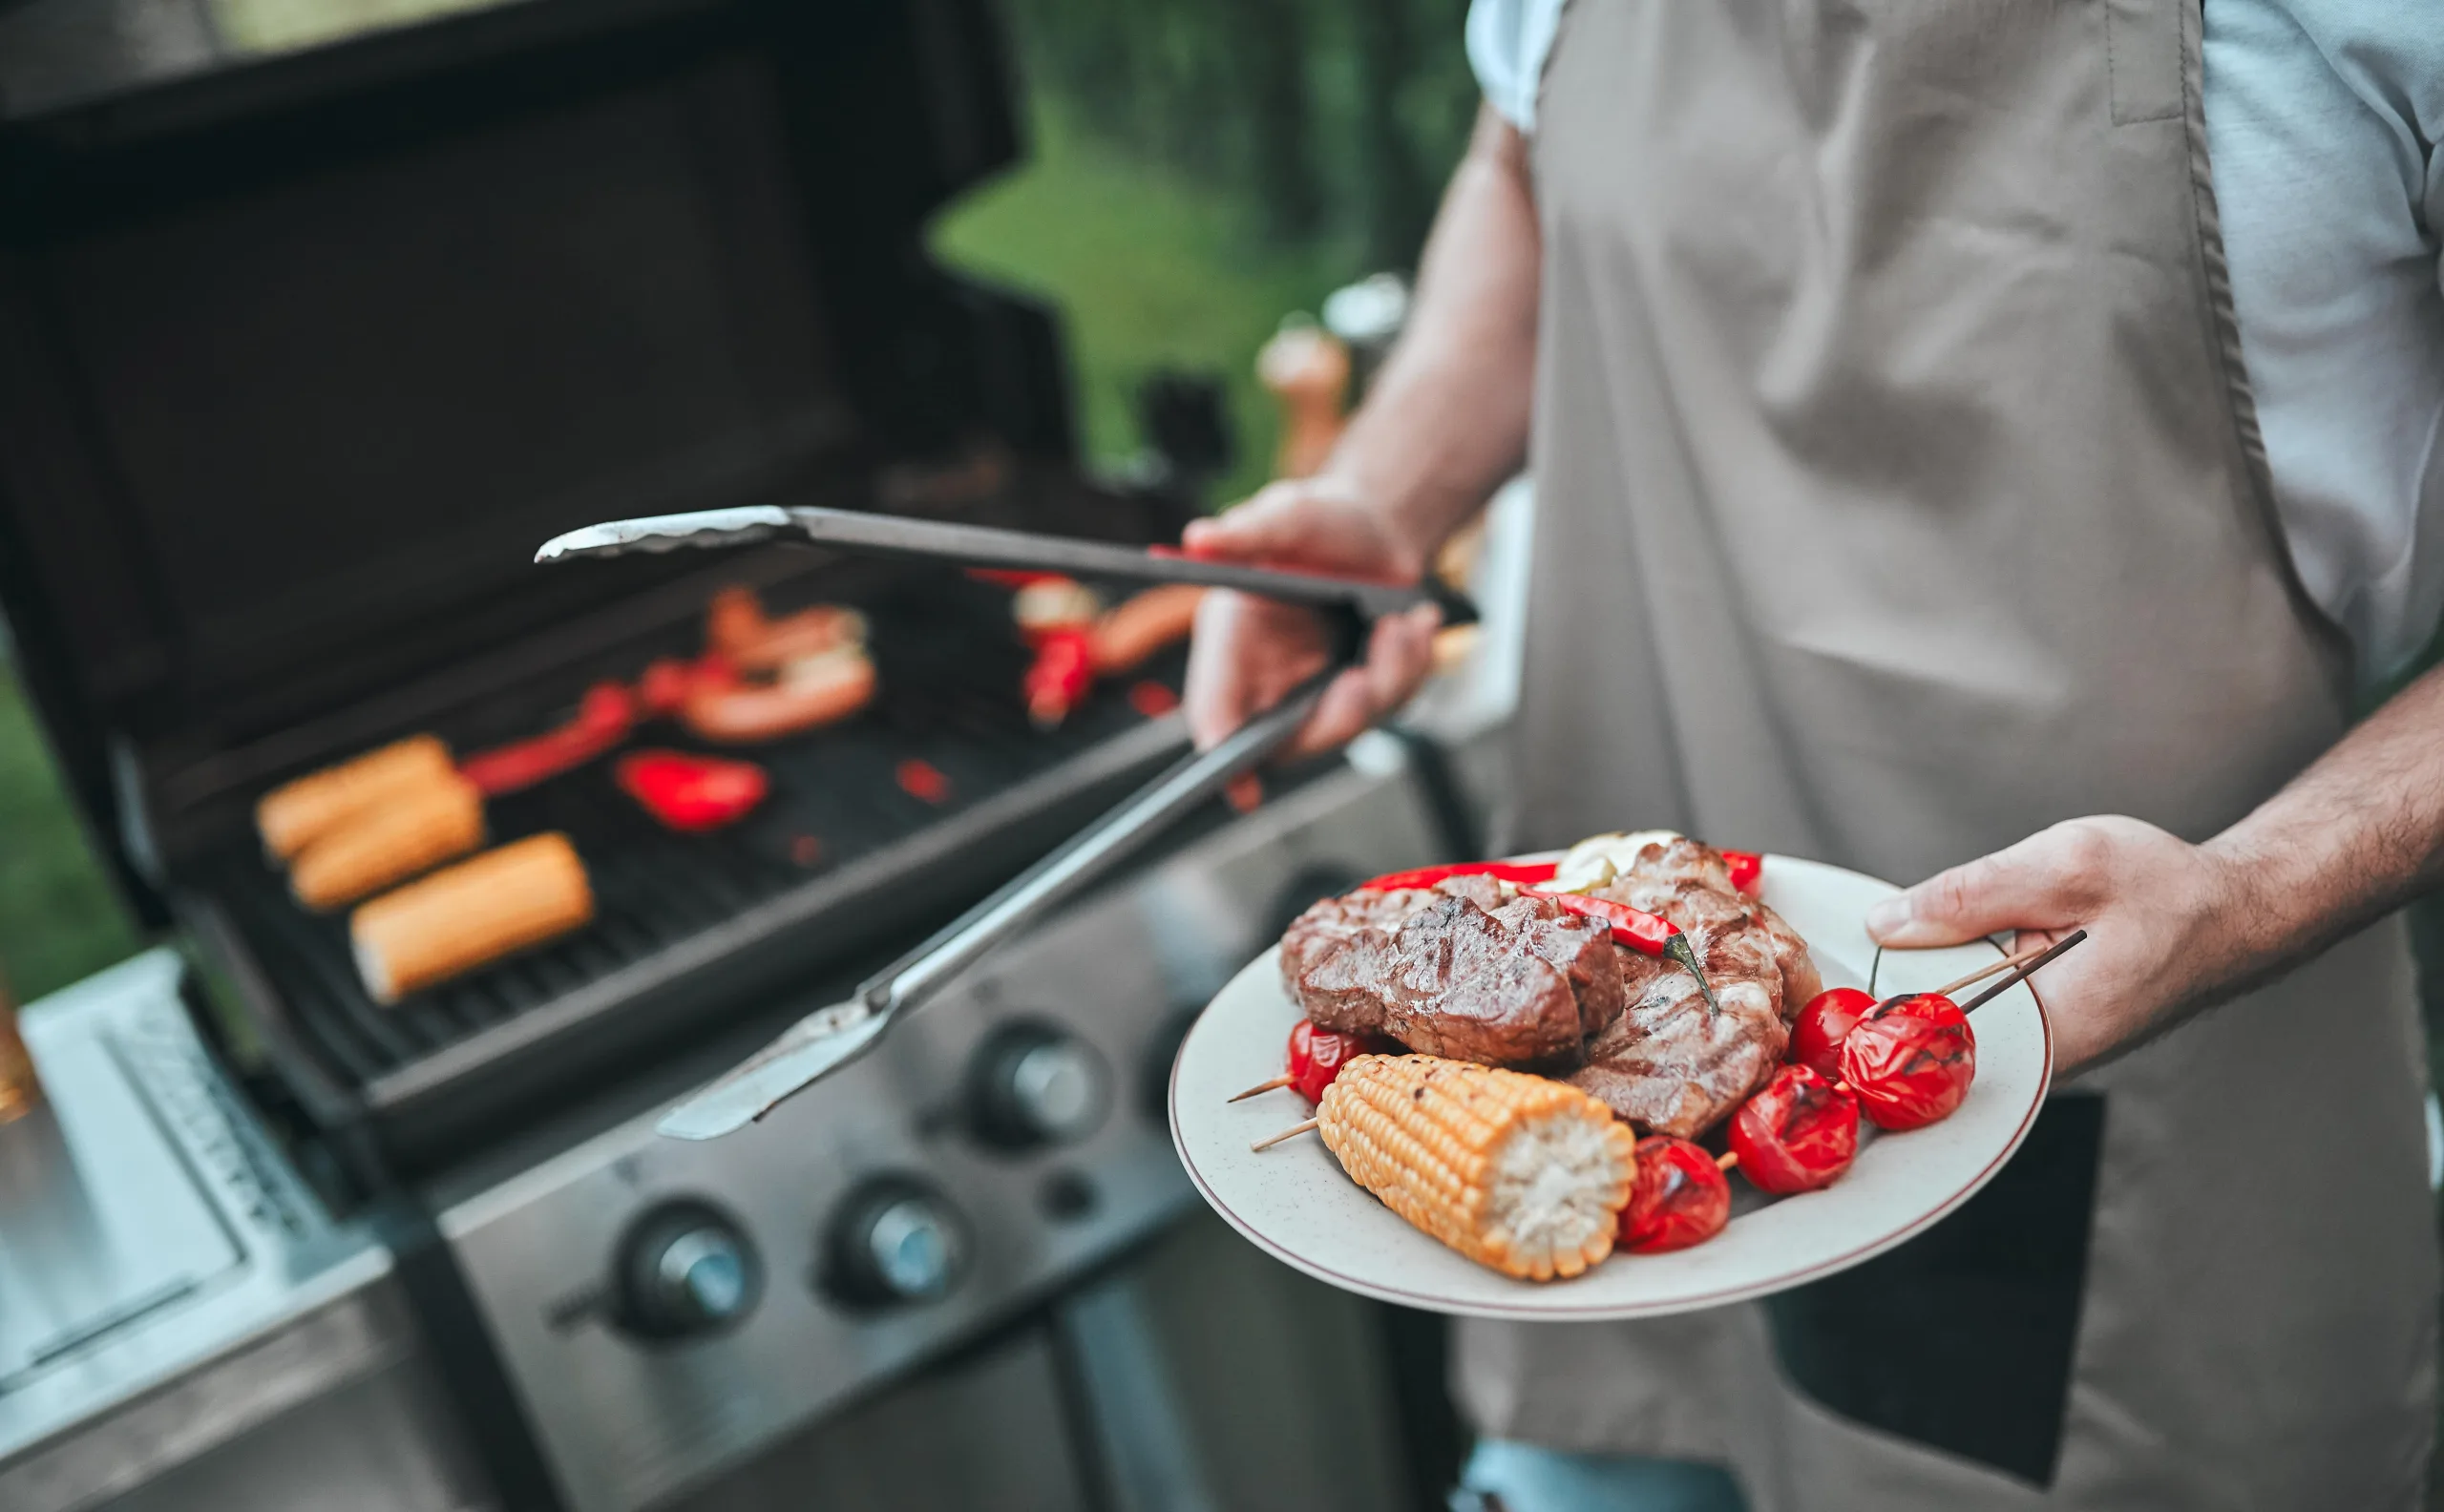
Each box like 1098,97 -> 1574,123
1182,0 -> 2441,1506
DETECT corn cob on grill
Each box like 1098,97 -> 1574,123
1318,1054 -> 1637,1281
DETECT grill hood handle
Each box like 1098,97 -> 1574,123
648,664 -> 1338,1140
537,504 -> 1478,626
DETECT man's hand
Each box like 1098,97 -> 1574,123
1180,477 -> 1443,757
1864,817 -> 2258,1073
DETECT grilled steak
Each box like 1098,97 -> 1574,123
1568,971 -> 1786,1139
1601,836 -> 1822,1019
1567,839 -> 1814,1134
1284,884 -> 1625,1065
1274,834 -> 1821,1133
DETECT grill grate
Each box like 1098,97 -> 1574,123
198,570 -> 1194,1157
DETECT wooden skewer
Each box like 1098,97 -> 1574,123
1252,1118 -> 1319,1152
1932,940 -> 2056,999
1958,929 -> 2088,1014
1228,1074 -> 1294,1103
1716,1149 -> 1738,1171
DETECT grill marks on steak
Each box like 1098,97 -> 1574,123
1569,933 -> 1787,1139
1565,837 -> 1815,1135
1283,882 -> 1623,1066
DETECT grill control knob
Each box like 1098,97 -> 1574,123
616,1204 -> 759,1340
968,1023 -> 1112,1150
824,1178 -> 968,1306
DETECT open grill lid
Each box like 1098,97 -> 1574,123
0,0 -> 1083,916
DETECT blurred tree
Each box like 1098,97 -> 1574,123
1003,0 -> 1477,270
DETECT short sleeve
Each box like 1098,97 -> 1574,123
1466,0 -> 1569,135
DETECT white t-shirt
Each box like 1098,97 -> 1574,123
1468,0 -> 2444,682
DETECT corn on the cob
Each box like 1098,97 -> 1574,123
257,735 -> 455,859
289,774 -> 485,911
351,833 -> 593,1004
1317,1054 -> 1637,1281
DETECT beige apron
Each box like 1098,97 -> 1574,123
1462,0 -> 2439,1505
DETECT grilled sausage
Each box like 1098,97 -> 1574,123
1089,585 -> 1206,674
256,735 -> 454,859
680,647 -> 877,744
289,774 -> 484,911
351,833 -> 593,1004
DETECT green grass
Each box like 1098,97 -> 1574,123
0,662 -> 140,1005
932,97 -> 1367,508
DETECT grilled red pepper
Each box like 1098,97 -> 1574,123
1360,859 -> 1561,893
1790,987 -> 1877,1081
1619,1135 -> 1732,1253
615,749 -> 769,831
637,657 -> 698,720
895,758 -> 951,805
1287,1018 -> 1397,1103
1024,627 -> 1097,727
460,682 -> 636,796
1722,849 -> 1764,896
1841,994 -> 1976,1130
1728,1064 -> 1861,1194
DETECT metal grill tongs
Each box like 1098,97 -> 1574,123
536,505 -> 1476,1141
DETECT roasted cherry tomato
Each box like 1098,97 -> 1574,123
1873,990 -> 1976,1047
1618,1135 -> 1732,1253
1728,1064 -> 1860,1194
1841,995 -> 1976,1130
1790,987 -> 1877,1081
1288,1018 -> 1394,1103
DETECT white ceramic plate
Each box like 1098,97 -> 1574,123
1169,854 -> 2052,1320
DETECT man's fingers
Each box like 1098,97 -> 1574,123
1292,666 -> 1380,758
1865,823 -> 2107,947
1183,590 -> 1266,750
1181,486 -> 1308,564
1364,603 -> 1441,716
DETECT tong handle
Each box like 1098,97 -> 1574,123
782,507 -> 1476,626
857,666 -> 1337,1018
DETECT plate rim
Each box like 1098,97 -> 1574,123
1167,853 -> 2055,1320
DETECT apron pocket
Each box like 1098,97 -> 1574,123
1762,1093 -> 2106,1485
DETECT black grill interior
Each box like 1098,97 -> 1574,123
193,563 -> 1190,1150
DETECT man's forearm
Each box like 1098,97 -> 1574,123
1326,107 -> 1542,563
2207,660 -> 2444,987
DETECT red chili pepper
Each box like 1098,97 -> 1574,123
1023,628 -> 1097,727
1518,886 -> 1679,956
1618,1135 -> 1732,1254
615,749 -> 769,831
636,658 -> 697,720
1128,680 -> 1180,718
1286,1019 -> 1397,1103
1841,994 -> 1976,1130
459,681 -> 636,796
1790,987 -> 1877,1081
895,758 -> 952,805
1728,1064 -> 1861,1194
1360,859 -> 1561,893
1721,849 -> 1764,896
